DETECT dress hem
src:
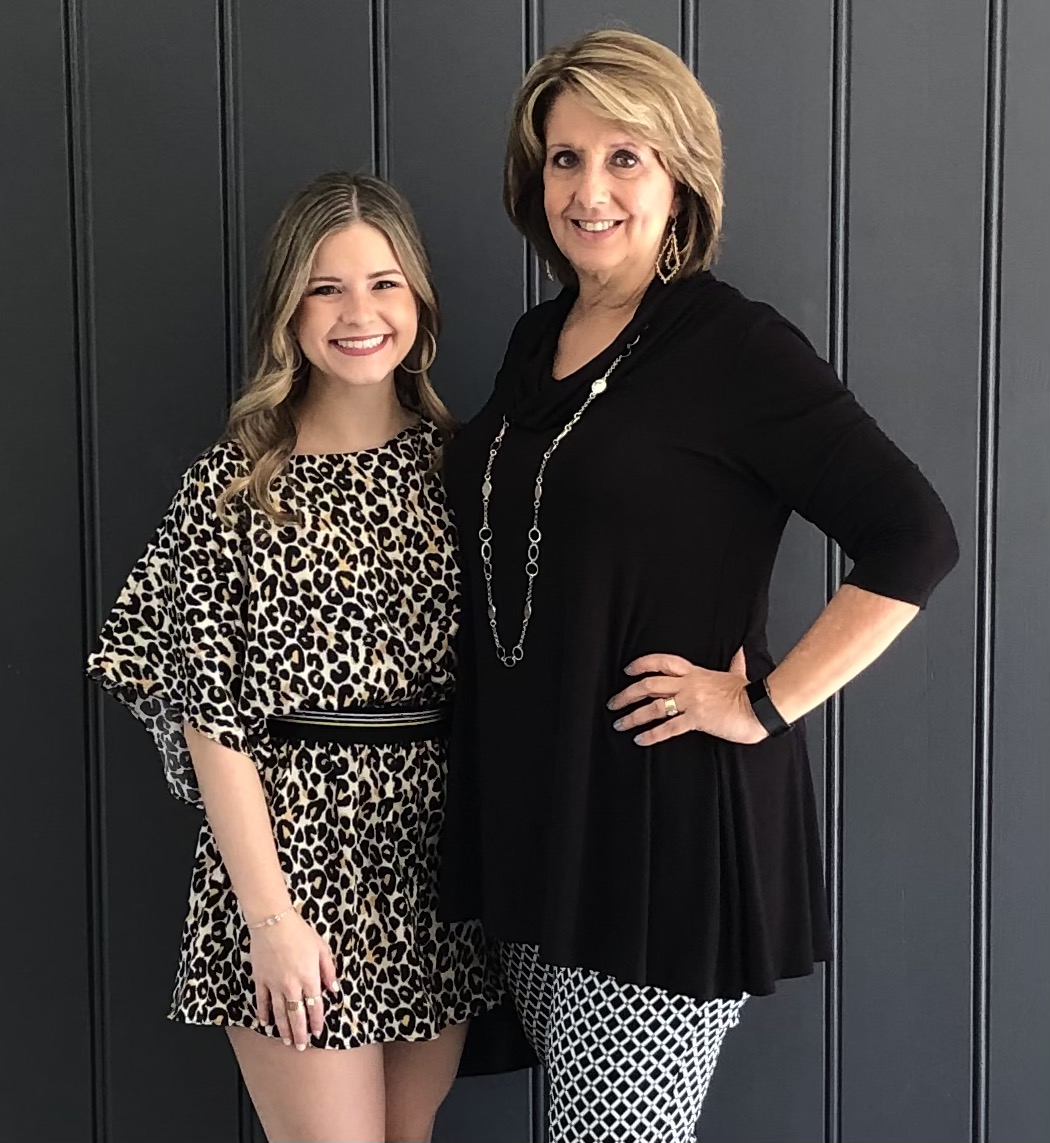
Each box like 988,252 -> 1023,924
165,990 -> 503,1052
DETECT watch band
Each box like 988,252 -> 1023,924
745,676 -> 792,738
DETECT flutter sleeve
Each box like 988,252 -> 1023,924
86,446 -> 257,807
727,307 -> 959,607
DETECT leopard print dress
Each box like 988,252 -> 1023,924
87,420 -> 502,1049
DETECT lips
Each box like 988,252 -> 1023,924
569,219 -> 625,241
329,334 -> 392,357
571,219 -> 623,232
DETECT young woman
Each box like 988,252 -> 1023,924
88,172 -> 501,1143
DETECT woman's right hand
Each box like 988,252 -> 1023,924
249,912 -> 339,1050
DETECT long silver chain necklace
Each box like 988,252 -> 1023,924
479,334 -> 640,666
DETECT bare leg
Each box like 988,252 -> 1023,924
228,1027 -> 386,1143
384,1021 -> 470,1143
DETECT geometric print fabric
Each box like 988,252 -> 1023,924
500,942 -> 746,1143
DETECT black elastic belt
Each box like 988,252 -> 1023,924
266,705 -> 451,747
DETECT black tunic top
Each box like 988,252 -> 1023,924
438,271 -> 958,1002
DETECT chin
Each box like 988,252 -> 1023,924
342,370 -> 396,388
570,254 -> 626,278
323,363 -> 394,388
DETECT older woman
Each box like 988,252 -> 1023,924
439,29 -> 958,1143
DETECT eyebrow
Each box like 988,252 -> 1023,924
307,269 -> 404,283
545,140 -> 642,151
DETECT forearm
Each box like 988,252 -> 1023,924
185,723 -> 291,922
765,583 -> 919,725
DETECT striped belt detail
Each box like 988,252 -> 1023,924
267,704 -> 451,747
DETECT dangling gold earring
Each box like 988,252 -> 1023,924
656,221 -> 681,284
399,327 -> 438,375
544,259 -> 555,282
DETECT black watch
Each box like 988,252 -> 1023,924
745,677 -> 792,738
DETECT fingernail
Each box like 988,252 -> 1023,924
613,719 -> 624,731
296,1044 -> 306,1052
283,1038 -> 291,1046
633,735 -> 645,745
606,699 -> 614,709
329,983 -> 340,994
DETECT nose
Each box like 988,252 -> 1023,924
572,157 -> 611,209
338,285 -> 376,327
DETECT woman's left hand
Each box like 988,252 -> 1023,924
607,648 -> 767,746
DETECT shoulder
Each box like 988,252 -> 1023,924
710,289 -> 850,422
181,439 -> 249,490
172,439 -> 251,522
682,273 -> 819,356
485,294 -> 569,401
505,294 -> 567,352
682,279 -> 833,403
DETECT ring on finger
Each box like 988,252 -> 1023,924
285,998 -> 305,1013
663,696 -> 681,718
304,995 -> 321,1007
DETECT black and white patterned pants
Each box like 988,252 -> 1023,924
500,942 -> 746,1143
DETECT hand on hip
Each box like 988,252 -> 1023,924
607,648 -> 766,747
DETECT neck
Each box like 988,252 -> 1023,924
294,371 -> 415,454
573,261 -> 656,317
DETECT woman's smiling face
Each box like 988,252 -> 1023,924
295,221 -> 419,389
542,91 -> 677,286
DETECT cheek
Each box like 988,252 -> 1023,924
295,301 -> 324,343
543,177 -> 569,223
634,179 -> 676,226
389,297 -> 419,343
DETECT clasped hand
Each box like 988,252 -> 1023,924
607,649 -> 766,746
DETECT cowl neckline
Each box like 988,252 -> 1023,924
503,269 -> 718,431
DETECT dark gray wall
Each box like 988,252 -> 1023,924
2,2 -> 1045,1142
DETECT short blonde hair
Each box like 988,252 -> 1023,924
505,29 -> 724,283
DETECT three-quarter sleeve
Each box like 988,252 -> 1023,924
87,448 -> 256,806
728,309 -> 959,607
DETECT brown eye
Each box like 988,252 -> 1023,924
612,150 -> 639,168
550,150 -> 577,169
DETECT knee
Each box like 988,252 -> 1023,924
384,1111 -> 436,1143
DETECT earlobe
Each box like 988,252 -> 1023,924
672,182 -> 685,216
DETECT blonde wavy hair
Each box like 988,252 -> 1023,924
505,29 -> 724,284
219,171 -> 453,523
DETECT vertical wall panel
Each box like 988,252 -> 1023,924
86,2 -> 239,1140
543,0 -> 678,55
697,3 -> 833,1140
385,3 -> 532,1136
0,2 -> 93,1136
236,1 -> 373,315
385,0 -> 525,421
990,1 -> 1050,1140
972,3 -> 1005,1138
843,3 -> 985,1140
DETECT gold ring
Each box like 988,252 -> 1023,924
285,999 -> 305,1013
663,696 -> 680,718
